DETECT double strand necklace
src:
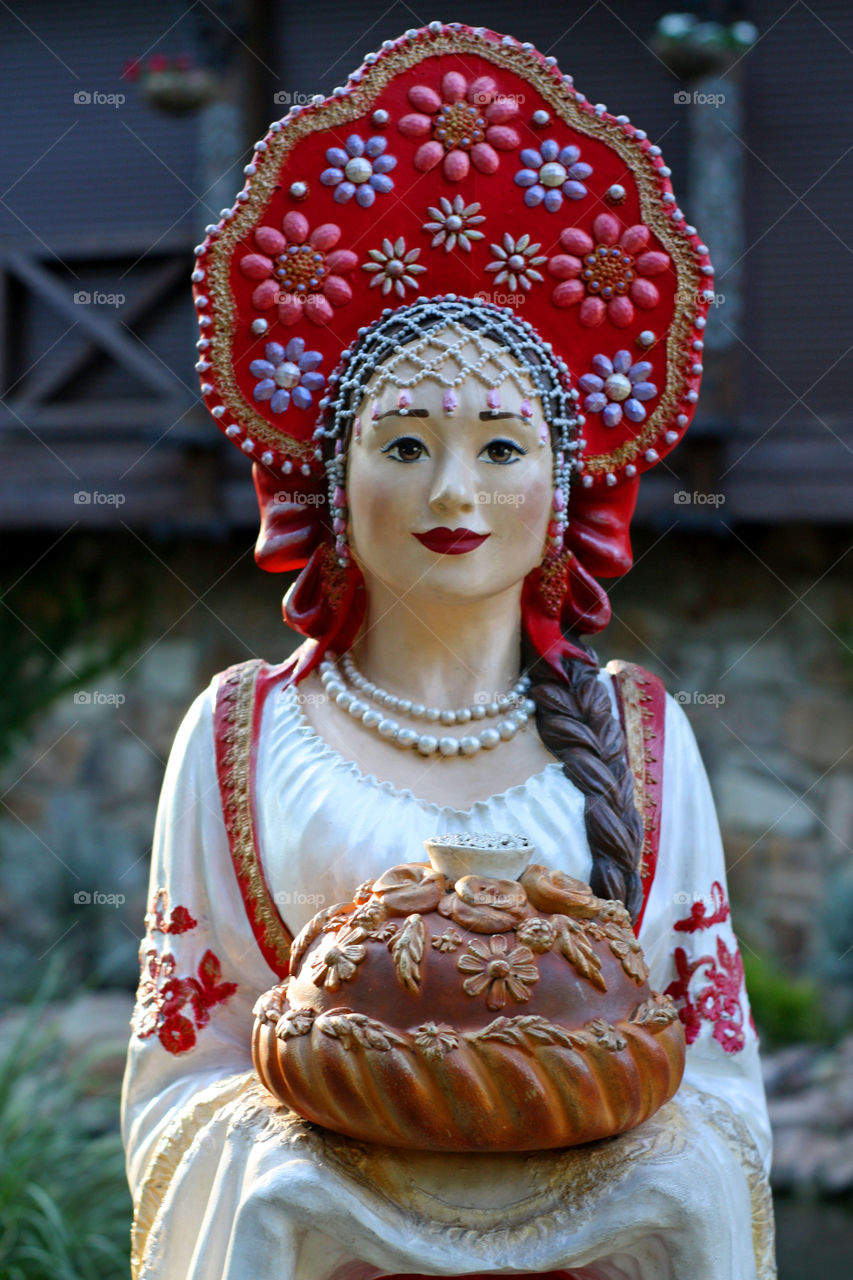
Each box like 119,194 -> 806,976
319,656 -> 536,758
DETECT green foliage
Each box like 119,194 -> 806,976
743,948 -> 831,1048
0,957 -> 131,1279
0,535 -> 146,767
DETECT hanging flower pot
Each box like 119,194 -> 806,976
123,54 -> 220,116
651,13 -> 758,79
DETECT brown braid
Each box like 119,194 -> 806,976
521,635 -> 644,921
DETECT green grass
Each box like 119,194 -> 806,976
0,959 -> 131,1279
743,948 -> 832,1048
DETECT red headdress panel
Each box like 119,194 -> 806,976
193,23 -> 711,673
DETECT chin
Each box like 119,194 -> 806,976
405,561 -> 532,606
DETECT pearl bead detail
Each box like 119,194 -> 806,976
339,652 -> 529,723
320,658 -> 536,757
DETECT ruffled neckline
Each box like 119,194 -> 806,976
278,681 -> 565,816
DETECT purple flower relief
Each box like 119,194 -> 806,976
320,133 -> 397,207
578,350 -> 658,428
514,138 -> 593,211
249,338 -> 325,413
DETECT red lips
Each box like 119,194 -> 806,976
413,527 -> 491,555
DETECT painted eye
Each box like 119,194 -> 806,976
481,438 -> 525,464
381,435 -> 428,462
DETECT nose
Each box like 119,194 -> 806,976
428,445 -> 477,515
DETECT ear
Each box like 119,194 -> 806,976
252,462 -> 325,573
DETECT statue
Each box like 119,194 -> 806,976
121,22 -> 776,1280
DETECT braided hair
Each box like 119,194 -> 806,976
522,634 -> 644,920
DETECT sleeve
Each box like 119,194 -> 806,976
637,692 -> 773,1177
120,678 -> 284,1277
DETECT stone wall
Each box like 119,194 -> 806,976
1,525 -> 851,1014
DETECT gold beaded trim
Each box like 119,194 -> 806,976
531,547 -> 573,617
204,28 -> 704,479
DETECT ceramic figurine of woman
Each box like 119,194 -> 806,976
122,23 -> 776,1280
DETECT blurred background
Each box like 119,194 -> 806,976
1,0 -> 851,1275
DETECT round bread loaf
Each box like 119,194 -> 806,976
252,856 -> 685,1150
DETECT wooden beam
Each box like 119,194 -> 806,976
31,258 -> 189,404
0,398 -> 200,432
3,253 -> 180,396
0,230 -> 195,258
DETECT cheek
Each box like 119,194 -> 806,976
347,457 -> 413,550
495,470 -> 552,539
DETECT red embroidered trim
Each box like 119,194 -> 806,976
606,660 -> 667,935
213,659 -> 295,979
673,880 -> 731,933
132,946 -> 238,1055
665,935 -> 746,1054
132,887 -> 238,1055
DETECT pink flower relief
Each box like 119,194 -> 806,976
237,210 -> 358,327
397,71 -> 520,181
547,212 -> 671,328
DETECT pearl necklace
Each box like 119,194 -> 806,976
319,658 -> 537,758
340,652 -> 530,724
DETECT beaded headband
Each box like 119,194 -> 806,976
193,21 -> 711,498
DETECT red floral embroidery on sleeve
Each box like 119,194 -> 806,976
673,880 -> 730,933
665,935 -> 746,1054
145,886 -> 198,935
132,889 -> 238,1055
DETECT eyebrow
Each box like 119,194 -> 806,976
478,411 -> 534,423
373,408 -> 534,424
374,408 -> 430,421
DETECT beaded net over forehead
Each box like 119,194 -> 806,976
313,297 -> 581,565
363,319 -> 540,399
315,297 -> 579,449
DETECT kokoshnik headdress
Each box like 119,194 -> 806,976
192,21 -> 712,675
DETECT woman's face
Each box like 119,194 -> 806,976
345,330 -> 553,606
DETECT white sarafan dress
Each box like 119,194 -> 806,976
121,659 -> 776,1280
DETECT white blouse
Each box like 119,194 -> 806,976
121,665 -> 776,1280
259,679 -> 588,939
